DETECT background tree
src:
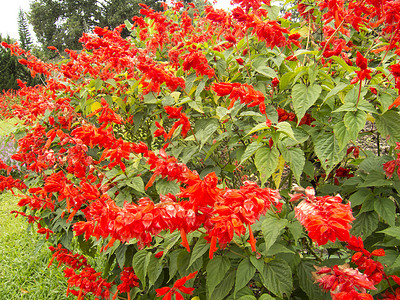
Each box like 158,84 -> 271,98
28,0 -> 162,53
0,35 -> 43,91
17,8 -> 32,50
98,0 -> 162,37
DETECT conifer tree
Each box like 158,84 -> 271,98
18,9 -> 32,50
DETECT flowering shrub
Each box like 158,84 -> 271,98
2,0 -> 400,299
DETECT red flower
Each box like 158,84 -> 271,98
291,187 -> 354,245
155,271 -> 198,300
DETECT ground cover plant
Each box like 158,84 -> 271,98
2,0 -> 400,299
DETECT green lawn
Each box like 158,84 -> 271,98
0,118 -> 73,299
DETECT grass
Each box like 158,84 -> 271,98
0,118 -> 74,299
0,192 -> 74,300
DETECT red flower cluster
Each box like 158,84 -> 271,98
291,187 -> 354,245
383,142 -> 400,180
213,82 -> 267,117
313,264 -> 375,300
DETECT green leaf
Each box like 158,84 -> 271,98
126,177 -> 145,193
287,220 -> 304,244
330,56 -> 356,73
195,79 -> 206,97
255,65 -> 277,78
298,260 -> 325,299
237,296 -> 257,300
258,294 -> 277,300
343,110 -> 366,141
210,270 -> 236,300
132,250 -> 151,287
350,211 -> 379,238
156,178 -> 180,195
115,244 -> 127,268
282,147 -> 305,184
359,172 -> 391,187
168,249 -> 183,282
196,119 -> 219,149
188,238 -> 209,269
216,107 -> 229,119
207,256 -> 231,296
255,147 -> 280,185
249,255 -> 265,274
374,197 -> 396,227
349,189 -> 374,207
234,258 -> 256,297
375,110 -> 400,146
246,122 -> 270,136
291,83 -> 322,122
240,141 -> 263,165
276,121 -> 296,141
313,131 -> 346,175
279,72 -> 295,90
261,259 -> 293,298
261,214 -> 288,255
148,255 -> 163,286
379,226 -> 400,239
323,82 -> 349,103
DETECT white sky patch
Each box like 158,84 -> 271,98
0,0 -> 37,42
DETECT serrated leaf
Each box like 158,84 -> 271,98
333,121 -> 351,151
255,147 -> 279,185
240,142 -> 263,165
343,110 -> 366,140
349,189 -> 374,207
234,258 -> 256,297
291,84 -> 321,122
259,294 -> 277,300
246,122 -> 270,136
287,220 -> 304,244
313,131 -> 346,175
379,226 -> 400,239
375,110 -> 400,146
272,155 -> 285,188
350,211 -> 379,239
115,244 -> 127,268
188,238 -> 209,268
255,65 -> 277,78
298,260 -> 325,299
261,259 -> 293,298
210,270 -> 236,300
374,197 -> 396,227
132,250 -> 151,287
261,215 -> 288,255
126,177 -> 144,193
330,56 -> 356,73
249,255 -> 265,274
216,107 -> 228,119
195,80 -> 206,97
148,255 -> 163,286
237,296 -> 257,300
156,179 -> 180,195
168,249 -> 183,282
207,256 -> 231,296
276,121 -> 296,140
282,147 -> 305,184
359,172 -> 391,187
323,82 -> 349,103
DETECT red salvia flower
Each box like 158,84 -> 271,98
155,271 -> 198,300
291,187 -> 354,245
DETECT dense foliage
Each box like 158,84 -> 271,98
28,0 -> 162,52
0,35 -> 42,91
2,0 -> 400,299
